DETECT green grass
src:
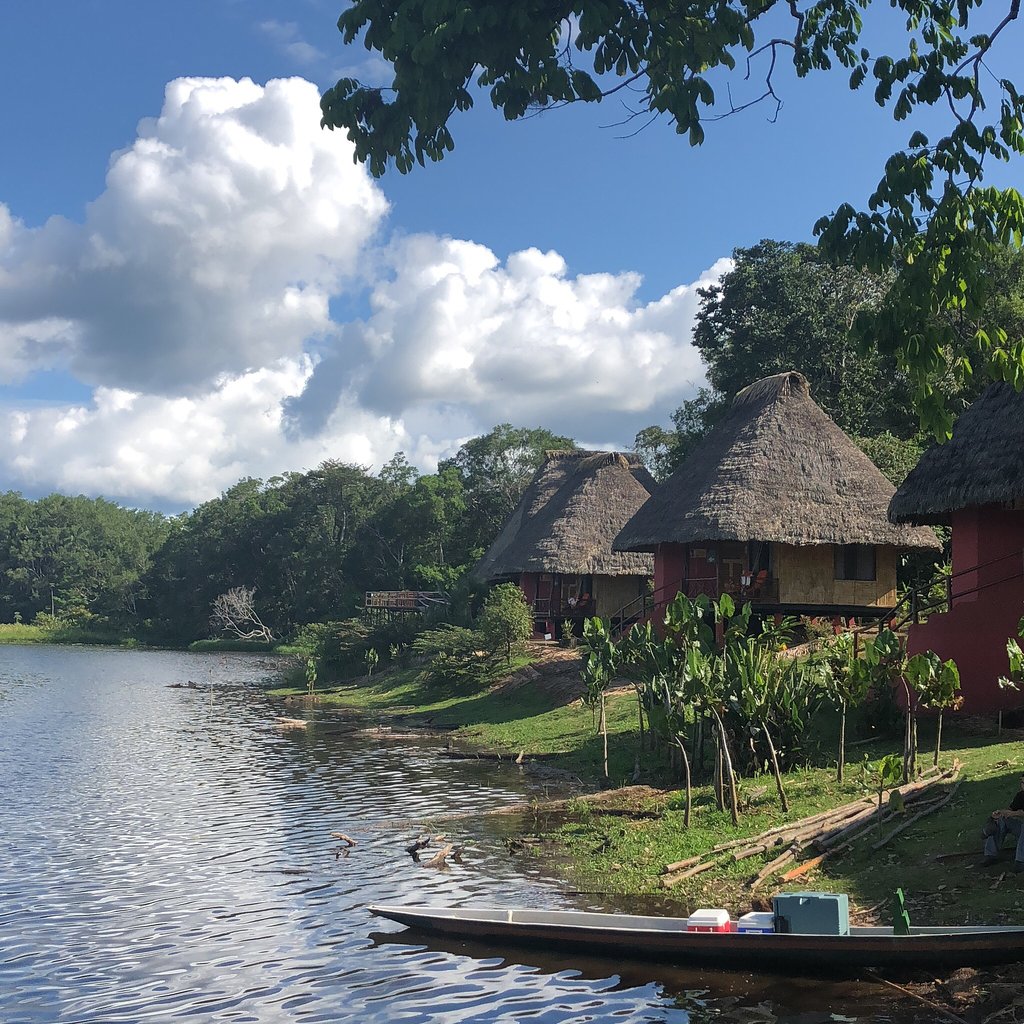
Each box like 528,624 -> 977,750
271,655 -> 1024,925
0,621 -> 131,645
540,727 -> 1024,926
0,623 -> 50,644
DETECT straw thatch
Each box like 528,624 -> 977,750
614,371 -> 940,551
890,382 -> 1024,525
473,450 -> 656,580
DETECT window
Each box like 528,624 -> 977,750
834,544 -> 876,581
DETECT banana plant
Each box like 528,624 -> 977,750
726,638 -> 790,811
818,633 -> 873,783
580,616 -> 620,781
906,651 -> 961,766
663,590 -> 743,823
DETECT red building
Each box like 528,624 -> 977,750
890,383 -> 1024,713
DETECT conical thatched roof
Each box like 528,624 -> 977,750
890,381 -> 1024,525
614,371 -> 940,552
473,450 -> 657,580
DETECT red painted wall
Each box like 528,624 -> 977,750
519,572 -> 538,606
654,543 -> 686,605
907,504 -> 1024,713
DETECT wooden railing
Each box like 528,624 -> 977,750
364,590 -> 449,612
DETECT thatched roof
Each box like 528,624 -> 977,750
890,381 -> 1024,525
473,450 -> 656,580
614,371 -> 940,552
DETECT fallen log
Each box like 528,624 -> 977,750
779,849 -> 836,881
662,854 -> 702,873
331,832 -> 357,847
871,779 -> 963,851
661,860 -> 718,888
750,845 -> 800,890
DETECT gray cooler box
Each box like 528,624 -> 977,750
772,892 -> 850,935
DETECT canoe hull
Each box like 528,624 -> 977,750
369,905 -> 1024,973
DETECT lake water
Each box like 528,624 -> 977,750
0,646 -> 908,1023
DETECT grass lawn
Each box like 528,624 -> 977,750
541,728 -> 1024,926
0,623 -> 50,643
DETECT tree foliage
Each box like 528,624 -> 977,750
0,421 -> 579,645
694,240 -> 909,437
479,581 -> 533,662
438,423 -> 576,554
321,1 -> 1024,434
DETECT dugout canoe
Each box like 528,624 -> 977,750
369,904 -> 1024,973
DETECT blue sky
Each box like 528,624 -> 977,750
0,1 -> 1019,509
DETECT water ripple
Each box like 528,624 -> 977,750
0,646 -> 900,1022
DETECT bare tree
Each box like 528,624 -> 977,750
210,586 -> 276,643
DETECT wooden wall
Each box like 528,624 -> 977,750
775,544 -> 897,608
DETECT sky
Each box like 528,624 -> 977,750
0,0 -> 1019,511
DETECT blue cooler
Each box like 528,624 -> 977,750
772,892 -> 849,935
736,912 -> 775,934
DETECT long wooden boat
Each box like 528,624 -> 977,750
369,904 -> 1024,973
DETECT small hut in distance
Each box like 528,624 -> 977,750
614,371 -> 940,617
472,450 -> 656,634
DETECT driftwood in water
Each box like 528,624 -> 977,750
331,832 -> 357,847
422,843 -> 464,869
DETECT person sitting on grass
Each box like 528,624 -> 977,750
981,774 -> 1024,870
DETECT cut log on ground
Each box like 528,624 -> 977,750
871,780 -> 963,851
660,760 -> 962,890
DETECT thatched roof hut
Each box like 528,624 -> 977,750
615,371 -> 939,552
474,450 -> 656,580
890,382 -> 1024,526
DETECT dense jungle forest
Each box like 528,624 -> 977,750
3,241 -> 1021,644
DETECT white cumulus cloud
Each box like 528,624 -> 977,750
0,75 -> 723,509
0,76 -> 388,394
289,235 -> 726,443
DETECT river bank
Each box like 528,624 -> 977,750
266,646 -> 1024,1020
269,642 -> 1024,923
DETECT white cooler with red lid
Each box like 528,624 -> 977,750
686,908 -> 731,932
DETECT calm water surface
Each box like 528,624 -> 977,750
0,646 -> 908,1023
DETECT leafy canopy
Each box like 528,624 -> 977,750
321,0 -> 1024,436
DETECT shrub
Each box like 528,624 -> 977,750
479,583 -> 533,662
421,651 -> 492,693
412,624 -> 482,660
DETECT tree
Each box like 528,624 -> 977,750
818,633 -> 874,783
906,651 -> 962,765
321,3 -> 1024,436
693,241 -> 909,438
581,615 -> 620,781
478,582 -> 533,663
210,586 -> 276,643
